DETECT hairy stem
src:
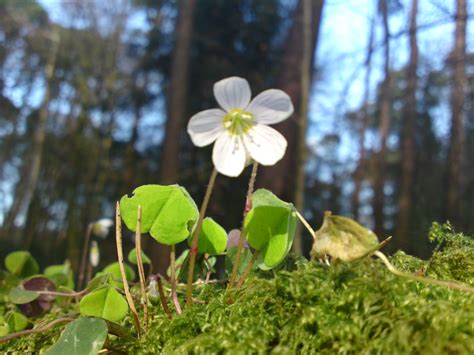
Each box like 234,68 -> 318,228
236,250 -> 260,288
170,244 -> 182,314
115,202 -> 141,336
156,275 -> 172,319
374,251 -> 474,294
186,168 -> 218,308
135,205 -> 149,331
228,161 -> 259,291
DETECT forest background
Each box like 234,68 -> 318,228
0,0 -> 472,275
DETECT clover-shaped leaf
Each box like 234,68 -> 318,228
244,189 -> 296,269
128,248 -> 151,265
97,262 -> 135,289
189,217 -> 227,255
9,287 -> 39,304
17,276 -> 56,317
45,317 -> 108,355
79,287 -> 128,322
44,262 -> 74,289
310,211 -> 380,262
5,311 -> 28,332
120,185 -> 198,245
4,251 -> 39,278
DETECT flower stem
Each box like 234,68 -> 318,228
135,205 -> 149,331
374,251 -> 474,294
170,244 -> 182,314
227,161 -> 259,291
236,250 -> 260,289
294,209 -> 316,239
115,202 -> 141,336
78,223 -> 93,290
186,168 -> 218,308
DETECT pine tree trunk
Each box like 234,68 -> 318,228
372,0 -> 391,238
153,0 -> 196,275
395,0 -> 418,250
5,29 -> 59,242
257,0 -> 324,204
352,16 -> 375,221
447,0 -> 467,228
159,0 -> 196,184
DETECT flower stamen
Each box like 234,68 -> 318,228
224,109 -> 254,135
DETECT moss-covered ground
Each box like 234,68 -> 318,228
2,223 -> 473,354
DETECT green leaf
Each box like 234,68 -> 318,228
128,248 -> 151,265
4,251 -> 39,278
44,262 -> 74,289
0,316 -> 9,337
8,287 -> 39,304
5,311 -> 28,332
120,184 -> 198,245
244,189 -> 296,269
45,317 -> 108,355
101,262 -> 135,288
189,217 -> 227,255
310,211 -> 379,262
79,287 -> 129,322
86,273 -> 110,292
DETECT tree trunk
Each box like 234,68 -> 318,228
447,0 -> 467,228
352,15 -> 375,221
395,0 -> 418,250
153,0 -> 196,275
257,0 -> 324,203
292,0 -> 320,254
5,29 -> 59,242
372,0 -> 391,238
160,0 -> 196,185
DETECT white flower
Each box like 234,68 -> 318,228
92,218 -> 113,239
187,76 -> 294,177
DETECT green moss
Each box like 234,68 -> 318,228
2,223 -> 473,354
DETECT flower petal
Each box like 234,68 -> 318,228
212,133 -> 247,177
243,124 -> 287,166
187,109 -> 226,147
246,89 -> 294,125
213,77 -> 251,112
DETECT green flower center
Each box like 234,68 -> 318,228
224,109 -> 254,135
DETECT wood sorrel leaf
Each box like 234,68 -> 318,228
98,262 -> 135,289
4,251 -> 39,278
18,276 -> 56,317
5,311 -> 28,332
188,217 -> 227,255
44,262 -> 74,289
79,287 -> 129,322
128,248 -> 151,265
8,287 -> 39,304
45,317 -> 108,355
310,211 -> 379,262
120,184 -> 198,245
244,189 -> 296,269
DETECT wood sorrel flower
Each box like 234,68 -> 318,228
187,76 -> 294,177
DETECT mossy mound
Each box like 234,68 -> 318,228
2,224 -> 473,354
